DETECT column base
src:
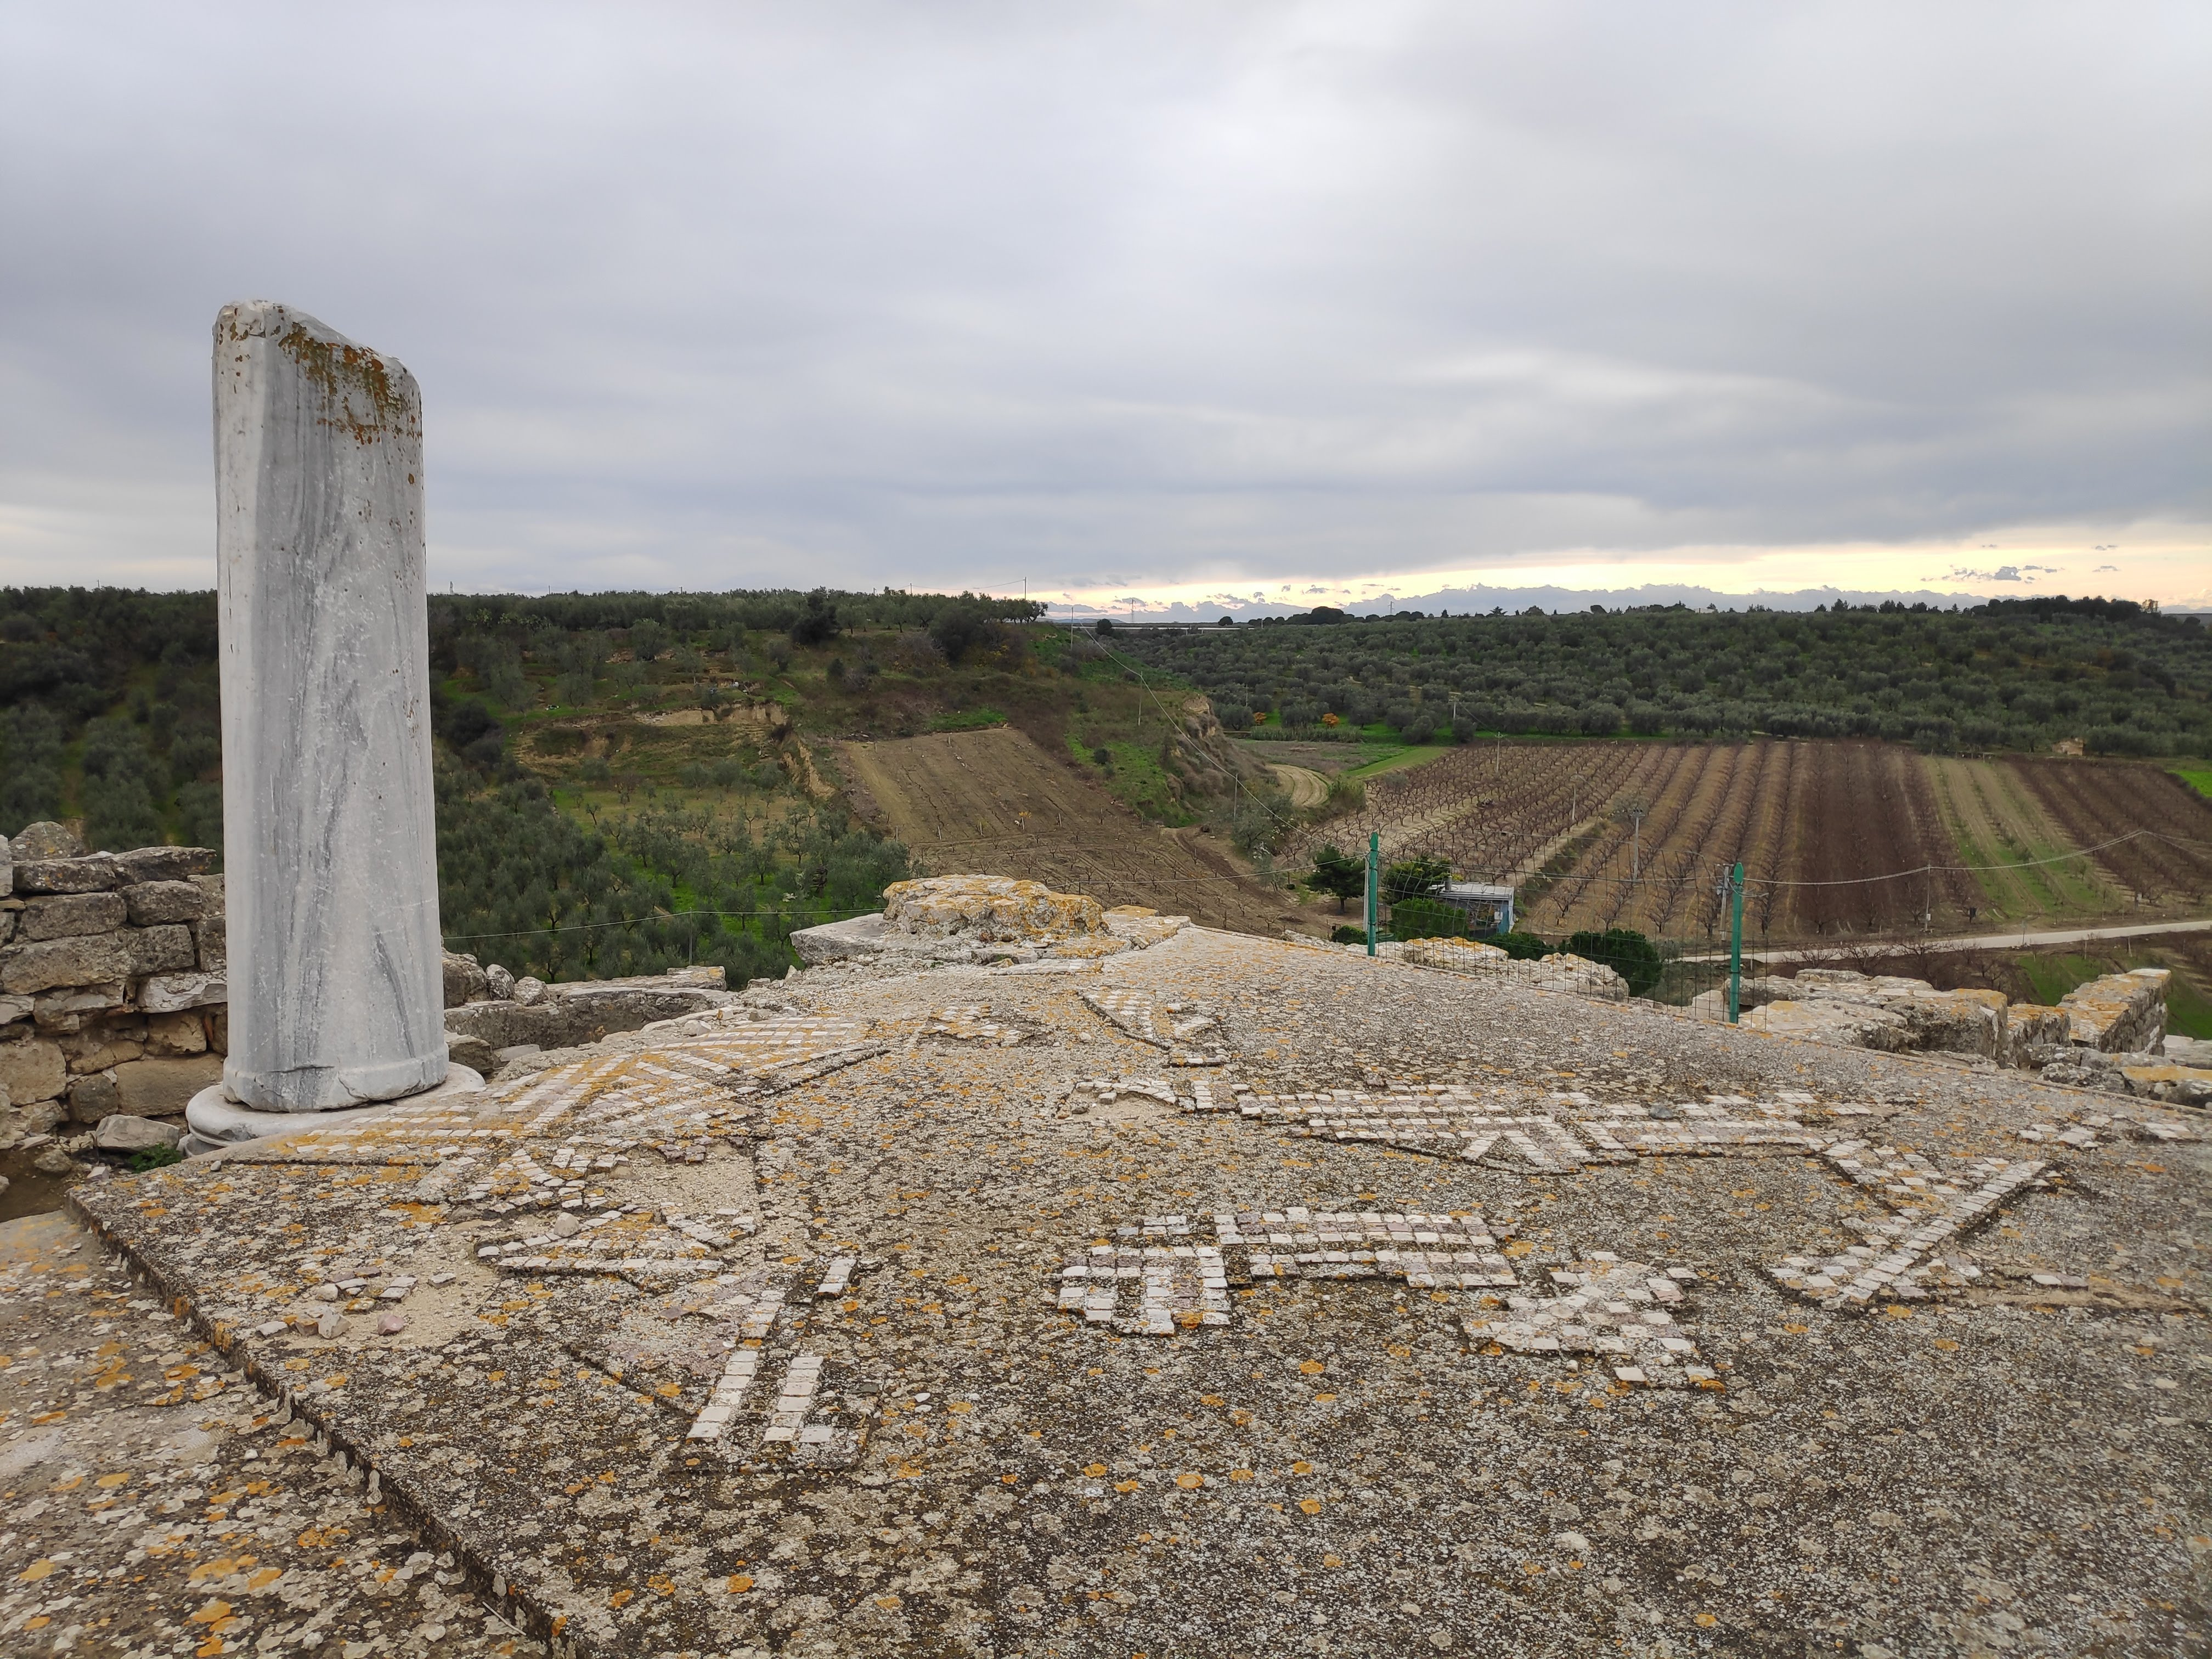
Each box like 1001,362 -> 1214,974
182,1065 -> 486,1155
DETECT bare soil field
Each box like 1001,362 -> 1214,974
1776,740 -> 1985,938
840,726 -> 1304,933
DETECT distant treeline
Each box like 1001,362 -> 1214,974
0,586 -> 221,848
0,584 -> 1045,845
427,586 -> 1042,651
1119,597 -> 2212,757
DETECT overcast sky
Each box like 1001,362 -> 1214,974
3,2 -> 2206,608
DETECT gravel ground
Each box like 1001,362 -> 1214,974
15,926 -> 2209,1657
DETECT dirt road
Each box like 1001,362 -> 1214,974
1268,763 -> 1329,809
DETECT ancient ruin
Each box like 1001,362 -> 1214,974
1,301 -> 2203,1655
0,869 -> 2197,1656
210,300 -> 450,1115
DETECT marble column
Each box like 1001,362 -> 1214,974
211,301 -> 448,1111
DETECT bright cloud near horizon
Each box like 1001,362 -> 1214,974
2,3 -> 2207,606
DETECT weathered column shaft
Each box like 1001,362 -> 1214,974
213,301 -> 447,1110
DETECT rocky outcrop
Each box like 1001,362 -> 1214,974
0,824 -> 227,1128
1685,964 -> 2198,1107
883,876 -> 1107,942
1397,936 -> 1631,1001
792,881 -> 1192,970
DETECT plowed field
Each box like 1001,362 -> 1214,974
840,727 -> 1302,933
1294,738 -> 2212,944
1286,742 -> 1668,887
1926,758 -> 2115,922
2012,759 -> 2212,906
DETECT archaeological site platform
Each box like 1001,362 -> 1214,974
20,904 -> 2207,1658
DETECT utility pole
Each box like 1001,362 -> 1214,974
1726,861 -> 1745,1024
1365,832 -> 1379,958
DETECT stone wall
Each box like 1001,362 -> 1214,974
0,822 -> 751,1144
2057,967 -> 2167,1053
0,824 -> 228,1142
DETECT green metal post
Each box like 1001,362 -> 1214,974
1365,832 -> 1379,957
1726,860 -> 1745,1024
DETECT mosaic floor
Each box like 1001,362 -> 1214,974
45,929 -> 2209,1658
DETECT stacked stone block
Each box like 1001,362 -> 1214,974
0,824 -> 228,1139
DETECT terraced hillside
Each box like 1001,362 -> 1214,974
843,726 -> 1303,933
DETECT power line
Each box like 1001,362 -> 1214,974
1738,827 -> 2210,887
443,905 -> 879,944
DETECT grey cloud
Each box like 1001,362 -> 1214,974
1,2 -> 2207,592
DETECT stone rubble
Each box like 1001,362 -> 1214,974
1390,935 -> 1634,1000
438,958 -> 732,1077
1692,964 -> 2212,1110
791,880 -> 1193,970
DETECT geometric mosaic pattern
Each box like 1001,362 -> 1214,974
1169,1088 -> 2068,1316
1768,1142 -> 2051,1309
1463,1260 -> 1713,1386
1049,1203 -> 1717,1386
1193,1084 -> 1834,1170
1080,988 -> 1230,1065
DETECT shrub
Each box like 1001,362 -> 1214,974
1308,843 -> 1367,911
1492,930 -> 1551,960
928,604 -> 1000,663
175,780 -> 222,850
1320,774 -> 1365,817
1381,855 -> 1451,902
